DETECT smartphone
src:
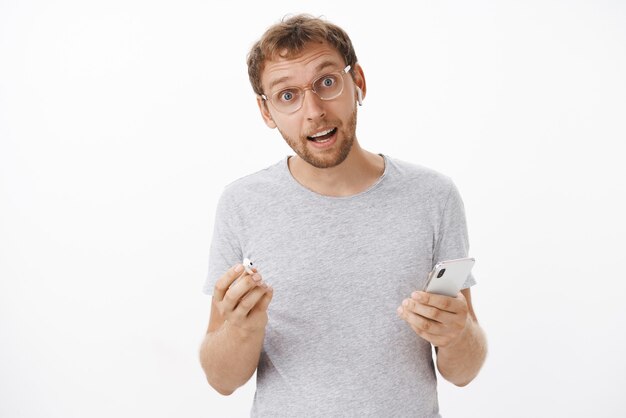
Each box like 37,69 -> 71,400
423,257 -> 475,297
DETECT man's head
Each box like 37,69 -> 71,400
247,14 -> 359,97
246,14 -> 366,169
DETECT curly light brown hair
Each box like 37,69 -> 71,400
246,14 -> 359,97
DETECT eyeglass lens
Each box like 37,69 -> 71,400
271,72 -> 344,113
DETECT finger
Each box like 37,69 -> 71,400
410,323 -> 460,348
402,298 -> 454,324
214,264 -> 246,302
234,284 -> 271,317
253,284 -> 274,313
411,291 -> 463,314
223,272 -> 265,311
398,306 -> 446,336
409,326 -> 448,347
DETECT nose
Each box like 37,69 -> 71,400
301,89 -> 325,121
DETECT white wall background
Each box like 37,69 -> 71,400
1,0 -> 625,416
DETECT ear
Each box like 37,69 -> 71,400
352,63 -> 367,102
257,96 -> 277,129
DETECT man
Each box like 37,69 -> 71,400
199,14 -> 487,417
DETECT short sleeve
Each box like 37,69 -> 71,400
433,181 -> 477,289
202,189 -> 243,295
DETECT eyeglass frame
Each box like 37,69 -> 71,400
260,65 -> 352,114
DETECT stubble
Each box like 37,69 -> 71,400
277,108 -> 358,169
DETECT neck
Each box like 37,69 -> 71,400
288,141 -> 385,197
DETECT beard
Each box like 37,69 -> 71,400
277,107 -> 357,169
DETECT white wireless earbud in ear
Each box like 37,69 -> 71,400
356,87 -> 363,106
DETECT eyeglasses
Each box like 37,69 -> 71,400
261,65 -> 351,114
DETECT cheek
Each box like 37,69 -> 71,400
336,95 -> 357,116
275,117 -> 302,137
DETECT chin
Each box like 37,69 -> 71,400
303,132 -> 354,169
281,110 -> 358,169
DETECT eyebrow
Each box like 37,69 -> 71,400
267,60 -> 341,93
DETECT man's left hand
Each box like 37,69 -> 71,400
396,290 -> 469,348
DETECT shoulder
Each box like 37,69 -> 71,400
384,155 -> 456,199
218,157 -> 287,206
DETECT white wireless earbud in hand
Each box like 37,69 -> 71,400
243,258 -> 255,274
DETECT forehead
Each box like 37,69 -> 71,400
261,42 -> 345,92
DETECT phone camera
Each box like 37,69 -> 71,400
437,269 -> 446,278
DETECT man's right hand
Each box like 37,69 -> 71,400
201,264 -> 274,394
211,264 -> 274,336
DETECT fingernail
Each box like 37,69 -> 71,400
396,306 -> 403,315
234,264 -> 243,273
252,274 -> 262,282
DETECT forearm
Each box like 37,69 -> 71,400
199,321 -> 266,395
436,316 -> 487,386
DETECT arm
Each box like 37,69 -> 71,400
434,288 -> 487,386
199,264 -> 274,395
397,288 -> 487,386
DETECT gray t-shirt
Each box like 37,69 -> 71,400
204,154 -> 476,417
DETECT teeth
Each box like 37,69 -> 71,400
310,128 -> 334,138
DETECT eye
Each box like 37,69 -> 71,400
321,77 -> 335,87
278,90 -> 296,102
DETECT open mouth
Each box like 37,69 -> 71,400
307,127 -> 337,143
